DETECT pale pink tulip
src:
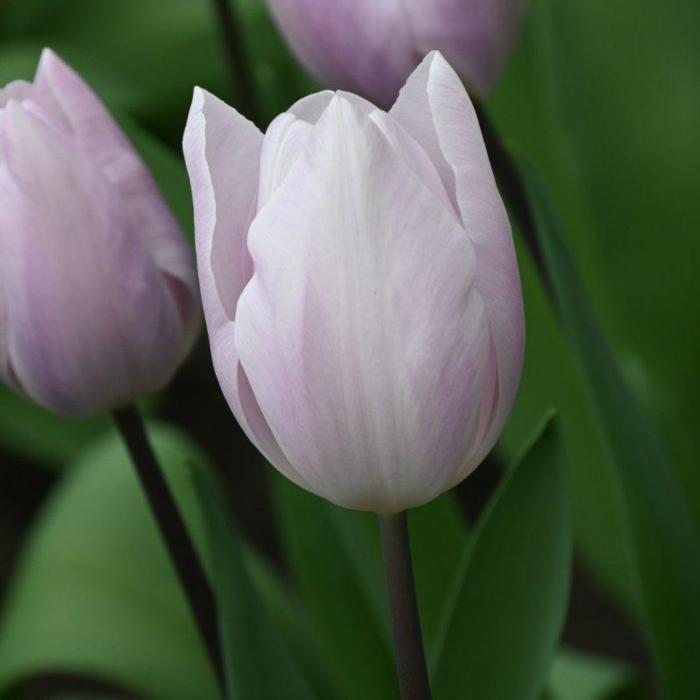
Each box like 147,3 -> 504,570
0,50 -> 200,417
266,0 -> 528,104
184,52 -> 524,511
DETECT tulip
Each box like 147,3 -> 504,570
184,52 -> 524,512
265,0 -> 528,105
0,49 -> 200,417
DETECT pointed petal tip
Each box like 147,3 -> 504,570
37,46 -> 57,69
36,47 -> 72,82
190,85 -> 209,112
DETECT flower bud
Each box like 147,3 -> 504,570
184,52 -> 524,512
266,0 -> 528,104
0,50 -> 200,417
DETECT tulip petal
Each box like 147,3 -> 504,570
235,96 -> 491,511
266,0 -> 417,106
288,90 -> 376,124
368,109 -> 458,218
400,0 -> 528,96
35,48 -> 199,342
183,88 -> 298,478
391,52 -> 524,463
0,80 -> 32,107
258,113 -> 312,208
0,101 -> 183,416
183,87 -> 262,328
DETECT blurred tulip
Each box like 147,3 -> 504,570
184,52 -> 523,511
266,0 -> 528,104
0,49 -> 200,417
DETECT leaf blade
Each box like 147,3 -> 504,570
432,414 -> 572,700
520,157 -> 700,699
192,472 -> 315,700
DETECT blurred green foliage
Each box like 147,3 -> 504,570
522,157 -> 700,699
493,0 -> 700,615
0,425 -> 219,699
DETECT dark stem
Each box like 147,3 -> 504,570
379,512 -> 432,700
210,0 -> 259,123
112,406 -> 225,693
473,99 -> 554,296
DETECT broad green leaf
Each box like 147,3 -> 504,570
547,650 -> 639,700
0,424 -> 219,700
271,475 -> 395,700
246,552 -> 345,700
193,473 -> 315,700
408,495 -> 467,658
432,414 -> 571,700
520,158 -> 700,700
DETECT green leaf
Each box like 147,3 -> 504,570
0,424 -> 219,700
520,157 -> 700,700
546,650 -> 638,700
271,475 -> 395,700
245,552 -> 346,700
192,472 -> 315,700
409,495 -> 467,660
432,414 -> 572,700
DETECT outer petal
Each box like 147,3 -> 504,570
265,0 -> 417,107
35,49 -> 199,349
235,96 -> 491,511
391,52 -> 525,466
0,102 -> 184,416
401,0 -> 528,96
183,88 -> 300,483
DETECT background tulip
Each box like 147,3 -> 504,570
0,49 -> 200,418
184,52 -> 524,512
265,0 -> 528,105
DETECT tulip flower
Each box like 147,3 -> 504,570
0,49 -> 200,417
184,51 -> 524,512
266,0 -> 528,105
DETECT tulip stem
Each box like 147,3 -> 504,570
112,406 -> 225,694
379,512 -> 432,700
473,99 -> 553,296
210,0 -> 259,123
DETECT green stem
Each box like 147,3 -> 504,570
113,406 -> 225,694
379,512 -> 432,700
